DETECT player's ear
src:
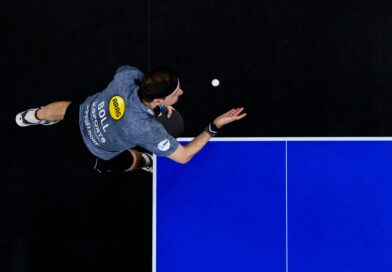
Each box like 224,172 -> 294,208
151,98 -> 163,107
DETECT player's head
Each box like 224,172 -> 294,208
139,67 -> 183,106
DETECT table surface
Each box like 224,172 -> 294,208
154,138 -> 392,272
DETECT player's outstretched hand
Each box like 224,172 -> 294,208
213,107 -> 247,129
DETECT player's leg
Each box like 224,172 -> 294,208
36,101 -> 72,121
125,149 -> 153,173
16,101 -> 72,127
93,149 -> 152,174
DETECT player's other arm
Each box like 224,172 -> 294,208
168,107 -> 247,164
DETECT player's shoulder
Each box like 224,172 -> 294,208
134,121 -> 179,156
134,117 -> 163,135
115,65 -> 143,76
130,117 -> 171,145
111,65 -> 144,91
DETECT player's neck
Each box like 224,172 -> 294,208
143,100 -> 158,110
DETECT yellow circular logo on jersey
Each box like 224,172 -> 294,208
109,96 -> 125,120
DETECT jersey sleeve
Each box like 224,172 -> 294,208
136,124 -> 180,156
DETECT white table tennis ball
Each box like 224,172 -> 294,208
212,79 -> 220,87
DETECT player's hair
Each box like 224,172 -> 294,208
138,67 -> 179,102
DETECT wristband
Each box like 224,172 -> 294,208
204,122 -> 219,137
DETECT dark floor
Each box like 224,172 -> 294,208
2,0 -> 392,271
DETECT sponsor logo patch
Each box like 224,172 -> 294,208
109,96 -> 125,120
158,139 -> 170,151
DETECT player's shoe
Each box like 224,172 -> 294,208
141,153 -> 153,173
15,108 -> 60,127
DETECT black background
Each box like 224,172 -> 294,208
2,0 -> 392,271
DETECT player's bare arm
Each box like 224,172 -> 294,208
168,107 -> 247,164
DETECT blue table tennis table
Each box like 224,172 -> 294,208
153,138 -> 392,272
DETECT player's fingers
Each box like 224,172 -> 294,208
227,107 -> 243,115
239,113 -> 247,119
225,108 -> 237,115
167,106 -> 174,118
234,113 -> 247,120
229,107 -> 244,116
233,107 -> 244,115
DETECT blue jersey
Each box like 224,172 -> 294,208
79,66 -> 179,160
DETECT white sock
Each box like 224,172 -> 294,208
141,153 -> 152,167
24,108 -> 41,123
